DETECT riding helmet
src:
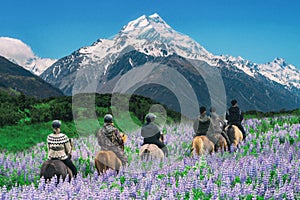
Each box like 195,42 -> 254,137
145,113 -> 156,123
52,120 -> 61,129
104,114 -> 113,123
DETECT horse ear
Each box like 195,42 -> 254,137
122,134 -> 128,143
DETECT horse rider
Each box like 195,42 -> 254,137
193,106 -> 211,137
226,99 -> 247,140
96,114 -> 128,165
210,107 -> 231,149
141,113 -> 169,157
193,106 -> 220,150
47,120 -> 77,177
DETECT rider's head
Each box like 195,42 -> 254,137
104,114 -> 113,123
145,113 -> 156,123
200,106 -> 206,115
231,99 -> 238,107
52,120 -> 61,134
210,107 -> 216,113
52,120 -> 61,129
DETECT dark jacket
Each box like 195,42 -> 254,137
226,106 -> 243,124
141,122 -> 165,148
97,123 -> 123,150
193,115 -> 211,136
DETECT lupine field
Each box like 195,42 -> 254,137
0,116 -> 300,199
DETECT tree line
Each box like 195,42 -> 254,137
0,91 -> 181,128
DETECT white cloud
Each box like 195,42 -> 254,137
0,37 -> 56,75
0,37 -> 35,66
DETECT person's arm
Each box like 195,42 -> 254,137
114,129 -> 124,145
154,131 -> 161,140
64,136 -> 72,156
46,135 -> 51,158
218,116 -> 225,128
96,130 -> 103,146
240,110 -> 244,122
205,118 -> 211,133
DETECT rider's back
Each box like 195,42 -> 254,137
193,115 -> 210,136
97,123 -> 123,150
47,133 -> 71,160
141,122 -> 161,145
226,107 -> 243,124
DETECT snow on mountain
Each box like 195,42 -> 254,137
210,55 -> 300,90
43,13 -> 300,91
76,13 -> 214,75
77,14 -> 300,89
119,13 -> 213,59
258,58 -> 300,89
0,37 -> 56,75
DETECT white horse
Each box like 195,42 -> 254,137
139,144 -> 164,162
140,134 -> 165,162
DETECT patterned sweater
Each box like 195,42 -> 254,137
47,133 -> 71,160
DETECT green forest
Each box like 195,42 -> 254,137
0,91 -> 181,152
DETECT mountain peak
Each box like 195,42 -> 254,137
116,14 -> 212,59
121,13 -> 171,33
149,13 -> 160,18
272,57 -> 286,66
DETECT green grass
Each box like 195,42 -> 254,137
0,111 -> 145,152
0,121 -> 76,152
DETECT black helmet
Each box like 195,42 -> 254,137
104,114 -> 113,123
145,113 -> 156,123
231,99 -> 237,106
52,120 -> 61,129
200,106 -> 206,114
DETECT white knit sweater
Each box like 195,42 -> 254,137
47,133 -> 71,160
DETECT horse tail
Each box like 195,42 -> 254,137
199,140 -> 204,155
192,137 -> 204,156
227,125 -> 235,144
43,163 -> 57,180
190,141 -> 195,157
141,148 -> 150,161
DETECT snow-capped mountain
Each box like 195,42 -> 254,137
210,55 -> 300,90
0,37 -> 56,75
41,14 -> 300,112
59,13 -> 213,76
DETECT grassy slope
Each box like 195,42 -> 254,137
0,113 -> 143,152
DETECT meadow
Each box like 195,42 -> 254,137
0,114 -> 299,199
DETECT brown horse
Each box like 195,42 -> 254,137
94,132 -> 127,175
139,134 -> 165,162
213,134 -> 228,152
224,125 -> 243,149
191,136 -> 214,156
40,160 -> 72,183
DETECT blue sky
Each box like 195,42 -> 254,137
1,0 -> 300,67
